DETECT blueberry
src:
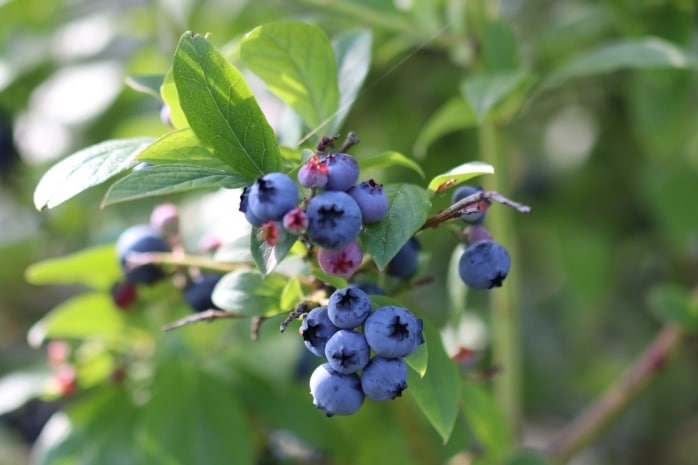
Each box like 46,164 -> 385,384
247,172 -> 299,222
239,186 -> 264,227
458,240 -> 511,289
297,155 -> 328,189
324,330 -> 370,374
184,274 -> 223,312
324,153 -> 359,191
386,237 -> 420,277
451,185 -> 489,224
116,225 -> 171,284
309,363 -> 364,416
360,357 -> 408,401
300,307 -> 339,357
150,203 -> 179,238
305,191 -> 362,249
462,224 -> 493,245
327,286 -> 372,329
364,306 -> 424,358
347,179 -> 389,223
317,241 -> 363,279
348,281 -> 385,295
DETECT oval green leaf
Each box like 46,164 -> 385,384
241,22 -> 339,131
413,97 -> 477,159
250,227 -> 299,276
33,137 -> 154,211
136,128 -> 229,170
427,161 -> 494,192
460,70 -> 531,122
359,151 -> 425,178
212,270 -> 288,317
173,32 -> 282,180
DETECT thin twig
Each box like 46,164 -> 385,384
420,190 -> 531,231
279,301 -> 315,333
162,310 -> 240,332
339,131 -> 360,153
250,316 -> 266,341
125,251 -> 245,273
315,134 -> 340,155
544,324 -> 683,464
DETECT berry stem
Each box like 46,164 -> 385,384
339,131 -> 360,152
544,324 -> 683,464
125,251 -> 246,273
161,309 -> 241,332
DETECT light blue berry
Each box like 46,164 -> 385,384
327,287 -> 372,329
309,363 -> 365,416
347,179 -> 389,223
305,191 -> 362,249
300,307 -> 339,357
360,357 -> 408,401
247,172 -> 299,222
364,306 -> 424,358
458,240 -> 511,289
324,330 -> 370,374
324,153 -> 359,191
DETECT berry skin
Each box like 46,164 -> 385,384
462,224 -> 493,245
451,185 -> 489,225
111,280 -> 138,310
239,186 -> 265,227
458,240 -> 511,289
116,225 -> 171,284
298,155 -> 328,189
150,203 -> 179,238
317,241 -> 363,279
361,357 -> 408,401
364,306 -> 424,358
348,281 -> 385,295
324,153 -> 360,191
300,307 -> 339,357
184,274 -> 223,312
386,237 -> 420,277
347,179 -> 389,224
282,207 -> 308,234
324,330 -> 370,374
309,363 -> 364,416
247,172 -> 299,222
327,286 -> 372,329
305,191 -> 362,249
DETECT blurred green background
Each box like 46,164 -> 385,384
1,1 -> 697,464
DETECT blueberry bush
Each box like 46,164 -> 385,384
2,2 -> 698,465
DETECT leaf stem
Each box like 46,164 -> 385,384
544,324 -> 683,464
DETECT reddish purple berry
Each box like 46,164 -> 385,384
282,207 -> 308,234
317,241 -> 363,279
298,155 -> 328,189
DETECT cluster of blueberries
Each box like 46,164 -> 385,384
112,203 -> 223,313
239,152 -> 390,278
450,185 -> 511,289
300,285 -> 424,416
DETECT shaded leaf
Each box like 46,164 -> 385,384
461,71 -> 530,122
33,138 -> 154,210
250,227 -> 299,275
414,97 -> 477,158
359,151 -> 425,178
427,161 -> 494,192
331,29 -> 372,132
542,37 -> 698,90
241,22 -> 339,131
405,339 -> 428,377
461,382 -> 512,462
648,284 -> 698,331
102,164 -> 249,206
173,33 -> 282,179
25,244 -> 120,291
362,184 -> 432,270
212,270 -> 288,317
408,320 -> 460,442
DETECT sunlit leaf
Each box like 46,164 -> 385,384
331,29 -> 372,132
427,161 -> 494,192
25,244 -> 120,291
136,128 -> 229,170
359,151 -> 425,178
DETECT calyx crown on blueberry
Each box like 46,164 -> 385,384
247,172 -> 299,222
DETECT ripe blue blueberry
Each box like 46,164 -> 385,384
364,306 -> 424,358
184,274 -> 223,312
239,186 -> 264,227
309,363 -> 364,417
451,184 -> 489,224
386,237 -> 420,277
327,286 -> 372,329
324,153 -> 359,191
300,306 -> 339,357
360,357 -> 408,401
305,191 -> 362,249
324,330 -> 370,374
458,240 -> 511,289
347,179 -> 389,224
348,281 -> 385,296
116,225 -> 171,284
247,172 -> 299,222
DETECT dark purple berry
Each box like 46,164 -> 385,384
116,225 -> 171,284
386,237 -> 420,277
458,240 -> 510,289
305,191 -> 362,249
451,185 -> 489,225
184,274 -> 223,312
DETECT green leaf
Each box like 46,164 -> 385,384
102,164 -> 249,206
359,151 -> 425,178
280,277 -> 304,310
173,32 -> 282,179
408,320 -> 460,442
241,21 -> 340,131
413,97 -> 477,159
461,70 -> 530,122
125,74 -> 164,99
504,450 -> 555,465
482,19 -> 520,72
461,382 -> 512,462
648,284 -> 698,331
310,269 -> 348,289
139,359 -> 253,465
427,161 -> 495,192
362,183 -> 432,270
161,68 -> 189,128
212,270 -> 288,317
136,128 -> 230,170
27,292 -> 128,347
542,37 -> 698,90
331,29 -> 372,133
25,244 -> 120,291
33,137 -> 154,210
404,339 -> 428,377
250,227 -> 299,275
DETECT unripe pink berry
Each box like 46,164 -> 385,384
318,241 -> 363,279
